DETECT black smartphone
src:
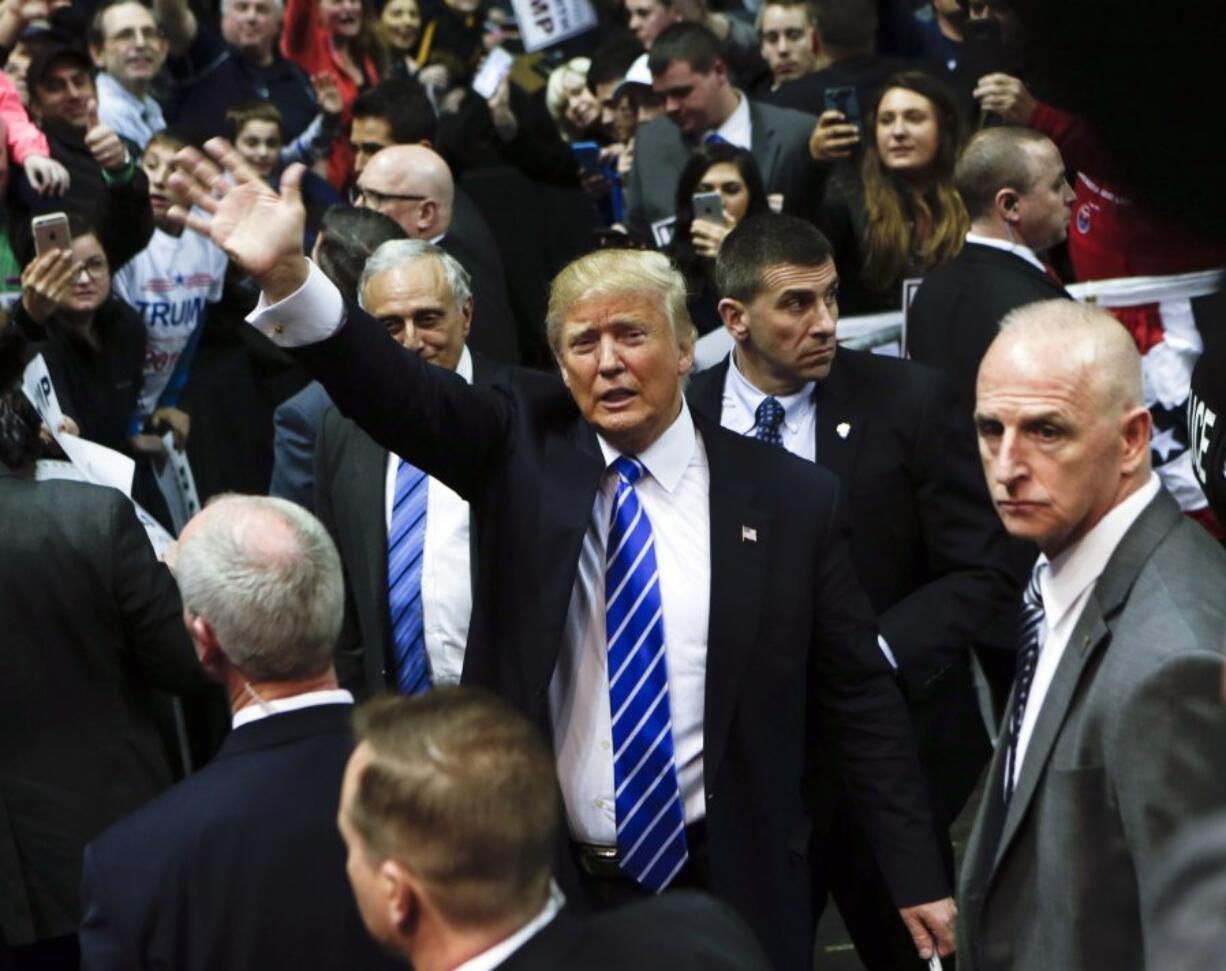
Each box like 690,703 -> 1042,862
823,86 -> 862,129
571,141 -> 603,178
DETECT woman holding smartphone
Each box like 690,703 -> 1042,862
669,143 -> 770,334
817,72 -> 968,315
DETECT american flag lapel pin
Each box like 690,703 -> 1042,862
741,525 -> 757,543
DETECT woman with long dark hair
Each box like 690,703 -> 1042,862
819,71 -> 968,315
669,142 -> 770,335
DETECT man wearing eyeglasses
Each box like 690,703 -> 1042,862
355,144 -> 522,364
89,0 -> 170,148
314,238 -> 506,700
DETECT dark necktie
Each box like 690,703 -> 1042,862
387,458 -> 432,694
605,456 -> 688,891
753,396 -> 786,447
1002,564 -> 1046,805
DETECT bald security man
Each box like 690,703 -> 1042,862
958,301 -> 1226,971
354,145 -> 520,364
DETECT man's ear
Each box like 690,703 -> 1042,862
381,859 -> 421,934
89,45 -> 105,69
718,296 -> 750,341
712,59 -> 728,85
460,296 -> 473,336
1119,405 -> 1153,475
419,200 -> 438,234
185,610 -> 226,678
995,187 -> 1021,224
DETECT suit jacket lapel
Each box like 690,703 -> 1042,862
701,420 -> 772,786
536,420 -> 605,689
989,490 -> 1183,874
811,353 -> 867,480
749,103 -> 782,188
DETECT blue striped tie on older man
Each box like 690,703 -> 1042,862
387,457 -> 432,695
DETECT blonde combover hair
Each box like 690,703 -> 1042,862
348,690 -> 557,929
546,248 -> 697,352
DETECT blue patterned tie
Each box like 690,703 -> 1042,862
605,456 -> 688,891
1002,564 -> 1045,804
754,396 -> 786,447
704,131 -> 729,146
387,458 -> 432,695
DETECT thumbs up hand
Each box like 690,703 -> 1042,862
83,99 -> 131,171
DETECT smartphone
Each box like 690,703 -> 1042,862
962,16 -> 1011,80
472,46 -> 514,100
571,140 -> 603,178
32,212 -> 71,257
823,86 -> 862,129
692,191 -> 725,225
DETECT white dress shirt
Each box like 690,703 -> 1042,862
248,269 -> 711,844
720,350 -> 816,461
964,231 -> 1047,275
710,90 -> 753,150
96,71 -> 166,149
551,403 -> 711,845
383,346 -> 474,686
1011,473 -> 1162,787
232,688 -> 354,729
452,884 -> 565,971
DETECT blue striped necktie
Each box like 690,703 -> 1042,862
387,457 -> 432,695
605,456 -> 688,892
1003,563 -> 1045,804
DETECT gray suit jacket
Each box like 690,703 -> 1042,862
958,489 -> 1226,971
268,380 -> 334,512
624,97 -> 818,241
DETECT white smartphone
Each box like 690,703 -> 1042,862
31,212 -> 71,257
692,191 -> 724,224
472,47 -> 514,100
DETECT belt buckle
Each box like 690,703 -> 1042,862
575,842 -> 622,879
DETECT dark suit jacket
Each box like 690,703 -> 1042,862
78,704 -> 400,971
442,189 -> 523,365
499,892 -> 773,970
958,490 -> 1226,971
0,472 -> 203,946
625,98 -> 820,241
291,302 -> 947,970
906,242 -> 1072,415
314,351 -> 504,698
689,349 -> 1018,821
268,379 -> 334,511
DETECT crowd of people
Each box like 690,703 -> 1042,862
2,0 -> 1226,968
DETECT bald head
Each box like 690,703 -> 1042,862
176,495 -> 344,681
990,300 -> 1143,415
356,145 -> 455,239
974,300 -> 1153,556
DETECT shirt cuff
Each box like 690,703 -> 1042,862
245,259 -> 346,347
877,635 -> 899,671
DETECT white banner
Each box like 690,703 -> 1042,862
509,0 -> 597,52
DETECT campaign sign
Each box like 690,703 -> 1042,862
510,0 -> 597,52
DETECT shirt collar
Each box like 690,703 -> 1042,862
97,70 -> 150,111
596,399 -> 696,494
712,90 -> 752,150
456,344 -> 473,384
727,350 -> 814,435
965,231 -> 1047,274
1038,473 -> 1163,628
452,884 -> 565,971
231,688 -> 354,729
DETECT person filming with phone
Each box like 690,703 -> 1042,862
667,142 -> 769,334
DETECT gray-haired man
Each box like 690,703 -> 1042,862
78,495 -> 401,971
315,240 -> 508,700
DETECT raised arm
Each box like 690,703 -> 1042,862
166,141 -> 511,499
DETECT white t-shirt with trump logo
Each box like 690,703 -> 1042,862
113,227 -> 227,423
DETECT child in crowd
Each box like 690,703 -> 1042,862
111,128 -> 227,456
